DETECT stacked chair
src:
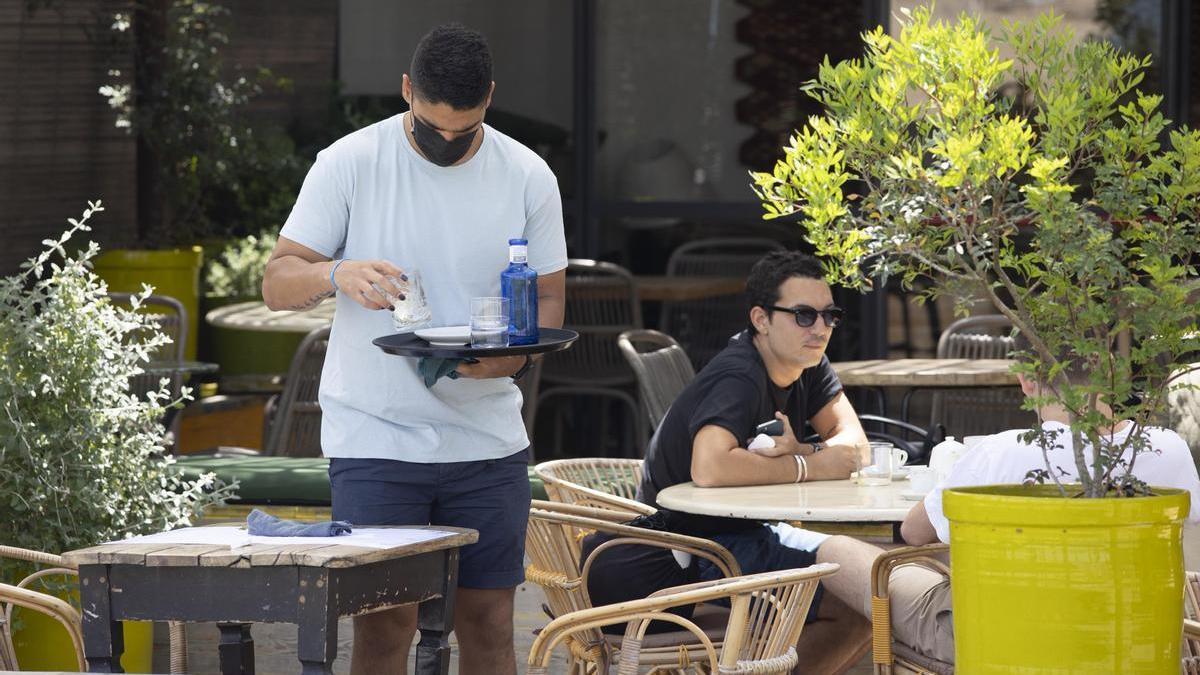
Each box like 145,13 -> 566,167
538,260 -> 647,457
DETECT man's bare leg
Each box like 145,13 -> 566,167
349,605 -> 417,675
454,587 -> 517,675
815,534 -> 888,618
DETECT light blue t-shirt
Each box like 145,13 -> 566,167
280,113 -> 568,462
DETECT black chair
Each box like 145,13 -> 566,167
617,329 -> 696,431
805,414 -> 945,464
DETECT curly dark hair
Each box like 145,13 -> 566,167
745,251 -> 827,334
410,23 -> 493,110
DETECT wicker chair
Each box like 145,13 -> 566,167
617,329 -> 696,431
534,458 -> 656,516
263,326 -> 329,457
528,561 -> 837,675
0,545 -> 187,672
525,501 -> 743,674
537,260 -> 647,456
869,543 -> 953,675
660,237 -> 783,370
1184,572 -> 1200,673
926,315 -> 1032,438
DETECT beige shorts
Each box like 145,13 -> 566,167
888,564 -> 955,663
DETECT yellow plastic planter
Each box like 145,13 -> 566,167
93,247 -> 204,360
13,600 -> 151,672
944,484 -> 1188,674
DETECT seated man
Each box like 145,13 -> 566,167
629,250 -> 872,672
815,363 -> 1200,664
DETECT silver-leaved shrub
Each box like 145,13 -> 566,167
0,201 -> 233,580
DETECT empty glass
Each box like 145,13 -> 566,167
860,441 -> 895,486
470,297 -> 509,348
388,269 -> 432,332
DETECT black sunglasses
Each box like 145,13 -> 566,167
765,305 -> 845,328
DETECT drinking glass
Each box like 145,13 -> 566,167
861,441 -> 895,486
470,297 -> 510,348
389,269 -> 432,332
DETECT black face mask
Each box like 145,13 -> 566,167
410,112 -> 478,167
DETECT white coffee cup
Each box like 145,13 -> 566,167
891,447 -> 909,471
908,466 -> 937,494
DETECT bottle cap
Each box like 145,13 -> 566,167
508,238 -> 528,246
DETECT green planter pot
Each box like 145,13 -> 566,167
94,247 -> 204,360
203,298 -> 307,378
945,484 -> 1189,673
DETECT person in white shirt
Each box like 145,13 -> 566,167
813,368 -> 1200,663
262,24 -> 567,675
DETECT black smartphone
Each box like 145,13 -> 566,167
755,419 -> 784,436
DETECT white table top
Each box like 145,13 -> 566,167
656,479 -> 921,523
207,299 -> 335,333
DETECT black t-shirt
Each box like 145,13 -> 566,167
637,330 -> 844,535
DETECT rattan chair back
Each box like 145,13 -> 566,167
525,501 -> 742,674
264,326 -> 329,457
534,458 -> 655,516
618,329 -> 696,430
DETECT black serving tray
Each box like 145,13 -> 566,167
373,327 -> 578,360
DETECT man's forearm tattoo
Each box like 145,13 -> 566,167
285,289 -> 334,311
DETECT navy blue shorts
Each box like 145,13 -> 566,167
329,449 -> 531,589
697,525 -> 825,622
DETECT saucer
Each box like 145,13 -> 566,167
891,467 -> 910,480
900,490 -> 930,501
414,325 -> 472,346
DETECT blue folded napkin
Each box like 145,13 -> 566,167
246,508 -> 352,537
418,357 -> 464,387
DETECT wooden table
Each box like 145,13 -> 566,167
633,275 -> 744,302
657,479 -> 918,541
64,526 -> 477,674
831,358 -> 1018,387
832,358 -> 1019,422
207,298 -> 336,334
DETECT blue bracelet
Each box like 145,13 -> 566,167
330,259 -> 348,292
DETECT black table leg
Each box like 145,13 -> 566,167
297,568 -> 336,675
217,623 -> 255,675
79,565 -> 124,673
415,549 -> 460,675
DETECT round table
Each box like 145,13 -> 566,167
657,479 -> 918,541
206,299 -> 335,333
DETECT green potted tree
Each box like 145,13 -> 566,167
752,7 -> 1199,672
0,201 -> 233,670
93,0 -> 302,359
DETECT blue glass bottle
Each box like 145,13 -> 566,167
501,238 -> 539,345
